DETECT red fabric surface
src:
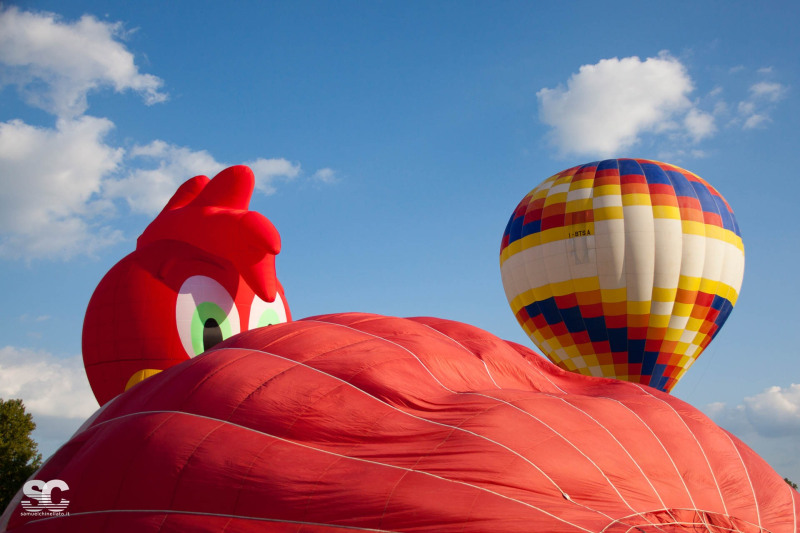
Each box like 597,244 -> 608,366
9,313 -> 798,532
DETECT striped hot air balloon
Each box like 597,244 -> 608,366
500,159 -> 744,392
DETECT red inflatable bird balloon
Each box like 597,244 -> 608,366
81,165 -> 291,405
2,165 -> 797,532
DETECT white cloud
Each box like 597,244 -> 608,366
704,384 -> 800,482
537,53 -> 705,157
0,117 -> 124,259
684,108 -> 716,142
104,140 -> 225,214
538,56 -> 789,156
248,157 -> 301,195
742,113 -> 770,130
0,346 -> 97,419
706,384 -> 800,438
743,384 -> 800,438
731,78 -> 787,130
0,346 -> 98,459
704,401 -> 749,434
0,7 -> 329,260
737,101 -> 755,116
0,6 -> 166,118
19,314 -> 51,323
312,167 -> 338,184
104,142 -> 302,214
0,123 -> 316,257
749,81 -> 786,102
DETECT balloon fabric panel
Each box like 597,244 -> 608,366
500,159 -> 744,392
3,314 -> 795,532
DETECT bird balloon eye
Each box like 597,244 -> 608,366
176,276 -> 241,357
249,292 -> 288,329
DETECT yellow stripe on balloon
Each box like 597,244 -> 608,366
594,206 -> 624,221
621,193 -> 653,206
652,205 -> 682,220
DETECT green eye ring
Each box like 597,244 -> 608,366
255,308 -> 281,328
249,292 -> 288,329
190,301 -> 235,355
177,276 -> 240,357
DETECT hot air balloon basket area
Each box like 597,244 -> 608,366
2,162 -> 796,533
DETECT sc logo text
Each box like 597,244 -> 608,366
21,480 -> 69,514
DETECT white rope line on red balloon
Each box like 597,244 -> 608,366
629,385 -> 775,533
217,343 -> 599,526
577,393 -> 697,511
65,406 -> 597,533
547,396 -> 670,505
12,508 -> 399,532
715,430 -> 764,530
631,384 -> 733,520
493,334 -> 727,522
410,321 -> 504,388
416,321 -> 680,532
300,318 -> 637,524
166,419 -> 221,510
519,351 -> 785,533
491,331 -> 765,530
509,353 -> 705,517
597,506 -> 770,533
480,357 -> 501,388
202,334 -> 495,531
174,346 -> 261,407
74,336 -> 603,532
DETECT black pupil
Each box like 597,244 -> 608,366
203,318 -> 223,351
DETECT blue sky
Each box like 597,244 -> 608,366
0,1 -> 798,482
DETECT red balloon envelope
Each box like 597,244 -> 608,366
3,313 -> 797,532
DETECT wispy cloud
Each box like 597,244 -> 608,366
735,80 -> 788,130
312,167 -> 338,184
19,314 -> 52,323
0,6 -> 167,118
749,81 -> 787,102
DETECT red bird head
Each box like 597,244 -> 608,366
82,165 -> 291,405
